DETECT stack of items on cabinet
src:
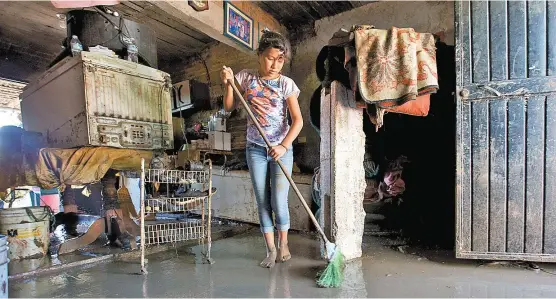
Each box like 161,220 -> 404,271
177,109 -> 233,171
205,110 -> 231,151
180,110 -> 231,152
0,36 -> 174,260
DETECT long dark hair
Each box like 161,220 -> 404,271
257,28 -> 291,60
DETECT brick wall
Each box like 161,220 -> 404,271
175,42 -> 256,151
176,41 -> 294,151
177,42 -> 257,97
177,43 -> 291,93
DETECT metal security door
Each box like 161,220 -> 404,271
456,0 -> 556,261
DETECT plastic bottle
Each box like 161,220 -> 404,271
127,38 -> 138,63
70,35 -> 82,57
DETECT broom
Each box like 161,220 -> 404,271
227,77 -> 344,288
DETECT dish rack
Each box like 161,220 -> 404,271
139,159 -> 214,273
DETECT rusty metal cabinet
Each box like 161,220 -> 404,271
20,51 -> 174,150
456,0 -> 556,262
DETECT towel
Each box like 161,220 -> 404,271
354,26 -> 438,105
325,26 -> 439,130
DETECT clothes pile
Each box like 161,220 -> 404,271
364,155 -> 409,205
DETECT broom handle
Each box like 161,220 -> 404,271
228,79 -> 331,244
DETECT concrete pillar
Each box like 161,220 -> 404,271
319,81 -> 366,260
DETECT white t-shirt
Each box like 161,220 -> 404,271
235,69 -> 300,147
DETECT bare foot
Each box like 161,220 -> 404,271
278,243 -> 291,263
260,249 -> 277,268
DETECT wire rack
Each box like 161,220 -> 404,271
140,159 -> 214,273
144,219 -> 205,245
144,196 -> 207,213
145,169 -> 209,184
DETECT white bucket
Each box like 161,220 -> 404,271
0,207 -> 50,260
0,234 -> 8,298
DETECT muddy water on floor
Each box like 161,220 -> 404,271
10,232 -> 556,298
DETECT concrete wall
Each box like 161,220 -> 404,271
211,168 -> 313,232
290,1 -> 455,171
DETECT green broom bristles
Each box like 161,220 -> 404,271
316,248 -> 344,288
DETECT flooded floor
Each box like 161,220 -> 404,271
10,231 -> 556,298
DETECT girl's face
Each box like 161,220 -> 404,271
258,47 -> 285,78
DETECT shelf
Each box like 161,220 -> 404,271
145,169 -> 209,183
140,157 -> 214,270
172,103 -> 194,113
144,196 -> 207,213
196,149 -> 233,155
144,219 -> 205,245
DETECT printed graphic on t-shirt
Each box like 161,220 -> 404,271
235,69 -> 300,146
246,80 -> 279,126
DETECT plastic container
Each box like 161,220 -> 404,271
0,207 -> 50,260
127,38 -> 138,63
70,35 -> 83,57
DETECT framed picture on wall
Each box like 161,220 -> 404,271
223,2 -> 254,50
188,0 -> 209,11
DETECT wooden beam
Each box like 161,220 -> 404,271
291,2 -> 316,19
297,2 -> 321,20
119,1 -> 144,12
305,1 -> 330,19
256,1 -> 282,19
142,4 -> 212,42
157,39 -> 196,57
116,4 -> 209,53
317,1 -> 340,17
149,1 -> 283,56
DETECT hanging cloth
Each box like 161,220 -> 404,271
353,26 -> 438,129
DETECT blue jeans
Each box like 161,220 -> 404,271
246,142 -> 293,233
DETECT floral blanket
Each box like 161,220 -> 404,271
353,26 -> 439,105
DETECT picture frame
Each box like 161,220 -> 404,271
223,2 -> 254,50
188,0 -> 209,12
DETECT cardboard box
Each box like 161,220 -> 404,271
207,131 -> 231,151
223,132 -> 231,151
208,131 -> 224,150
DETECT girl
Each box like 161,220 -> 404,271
220,29 -> 303,268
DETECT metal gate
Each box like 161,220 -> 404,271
456,0 -> 556,261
